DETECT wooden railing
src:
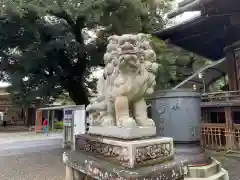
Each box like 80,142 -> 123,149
234,124 -> 240,150
201,90 -> 240,102
201,123 -> 240,151
201,123 -> 227,150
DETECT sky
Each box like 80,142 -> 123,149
172,0 -> 200,25
0,0 -> 199,87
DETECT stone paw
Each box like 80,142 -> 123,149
144,118 -> 155,127
137,118 -> 155,127
117,117 -> 137,128
101,116 -> 116,126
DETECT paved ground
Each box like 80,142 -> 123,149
212,154 -> 240,180
0,149 -> 65,180
0,132 -> 239,180
0,132 -> 65,180
0,132 -> 63,144
2,148 -> 240,180
0,125 -> 29,132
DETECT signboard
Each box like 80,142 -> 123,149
73,109 -> 86,135
64,109 -> 73,127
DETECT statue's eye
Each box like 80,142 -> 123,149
119,40 -> 126,45
141,45 -> 147,50
129,39 -> 136,45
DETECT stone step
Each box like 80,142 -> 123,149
185,168 -> 229,180
186,159 -> 221,178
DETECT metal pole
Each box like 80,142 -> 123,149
35,111 -> 38,133
52,110 -> 55,131
47,110 -> 50,136
62,108 -> 65,148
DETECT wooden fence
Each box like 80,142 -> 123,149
201,123 -> 240,151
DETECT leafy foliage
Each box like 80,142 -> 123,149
0,0 -> 173,105
0,0 -> 210,106
151,37 -> 211,89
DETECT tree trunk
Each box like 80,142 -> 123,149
66,80 -> 89,106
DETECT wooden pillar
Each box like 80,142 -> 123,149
234,47 -> 240,89
35,111 -> 43,133
226,51 -> 238,91
224,107 -> 234,150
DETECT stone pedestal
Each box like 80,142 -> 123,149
62,124 -> 229,180
175,143 -> 211,166
63,150 -> 187,180
63,151 -> 229,180
88,126 -> 156,139
76,134 -> 174,168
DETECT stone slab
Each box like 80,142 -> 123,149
63,150 -> 188,180
185,169 -> 229,180
88,126 -> 156,139
187,158 -> 221,178
185,158 -> 229,180
75,135 -> 174,168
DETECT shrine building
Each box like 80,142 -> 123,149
154,0 -> 240,151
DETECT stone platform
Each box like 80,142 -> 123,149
63,151 -> 229,180
63,150 -> 187,180
185,158 -> 229,180
63,133 -> 229,180
88,126 -> 156,139
76,134 -> 174,168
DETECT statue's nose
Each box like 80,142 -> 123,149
121,42 -> 134,51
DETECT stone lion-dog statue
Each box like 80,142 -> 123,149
86,33 -> 158,128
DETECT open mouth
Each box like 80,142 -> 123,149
120,50 -> 137,55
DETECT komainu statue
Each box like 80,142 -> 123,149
86,34 -> 158,128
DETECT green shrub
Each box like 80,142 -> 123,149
55,121 -> 64,129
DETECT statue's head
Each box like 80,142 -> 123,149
103,33 -> 158,74
117,34 -> 140,70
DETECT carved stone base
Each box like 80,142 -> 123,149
76,134 -> 174,168
63,150 -> 187,180
88,126 -> 156,139
63,151 -> 229,180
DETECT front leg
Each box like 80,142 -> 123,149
115,96 -> 136,127
133,98 -> 155,127
101,100 -> 116,126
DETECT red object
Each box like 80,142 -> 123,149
43,119 -> 47,126
189,163 -> 209,167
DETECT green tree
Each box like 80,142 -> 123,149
0,0 -> 173,105
151,37 -> 211,89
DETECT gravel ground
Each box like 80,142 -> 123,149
0,149 -> 65,180
0,148 -> 239,180
0,132 -> 63,144
214,155 -> 240,180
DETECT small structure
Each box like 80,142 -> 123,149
62,34 -> 228,179
0,87 -> 27,126
154,0 -> 240,151
36,105 -> 85,149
